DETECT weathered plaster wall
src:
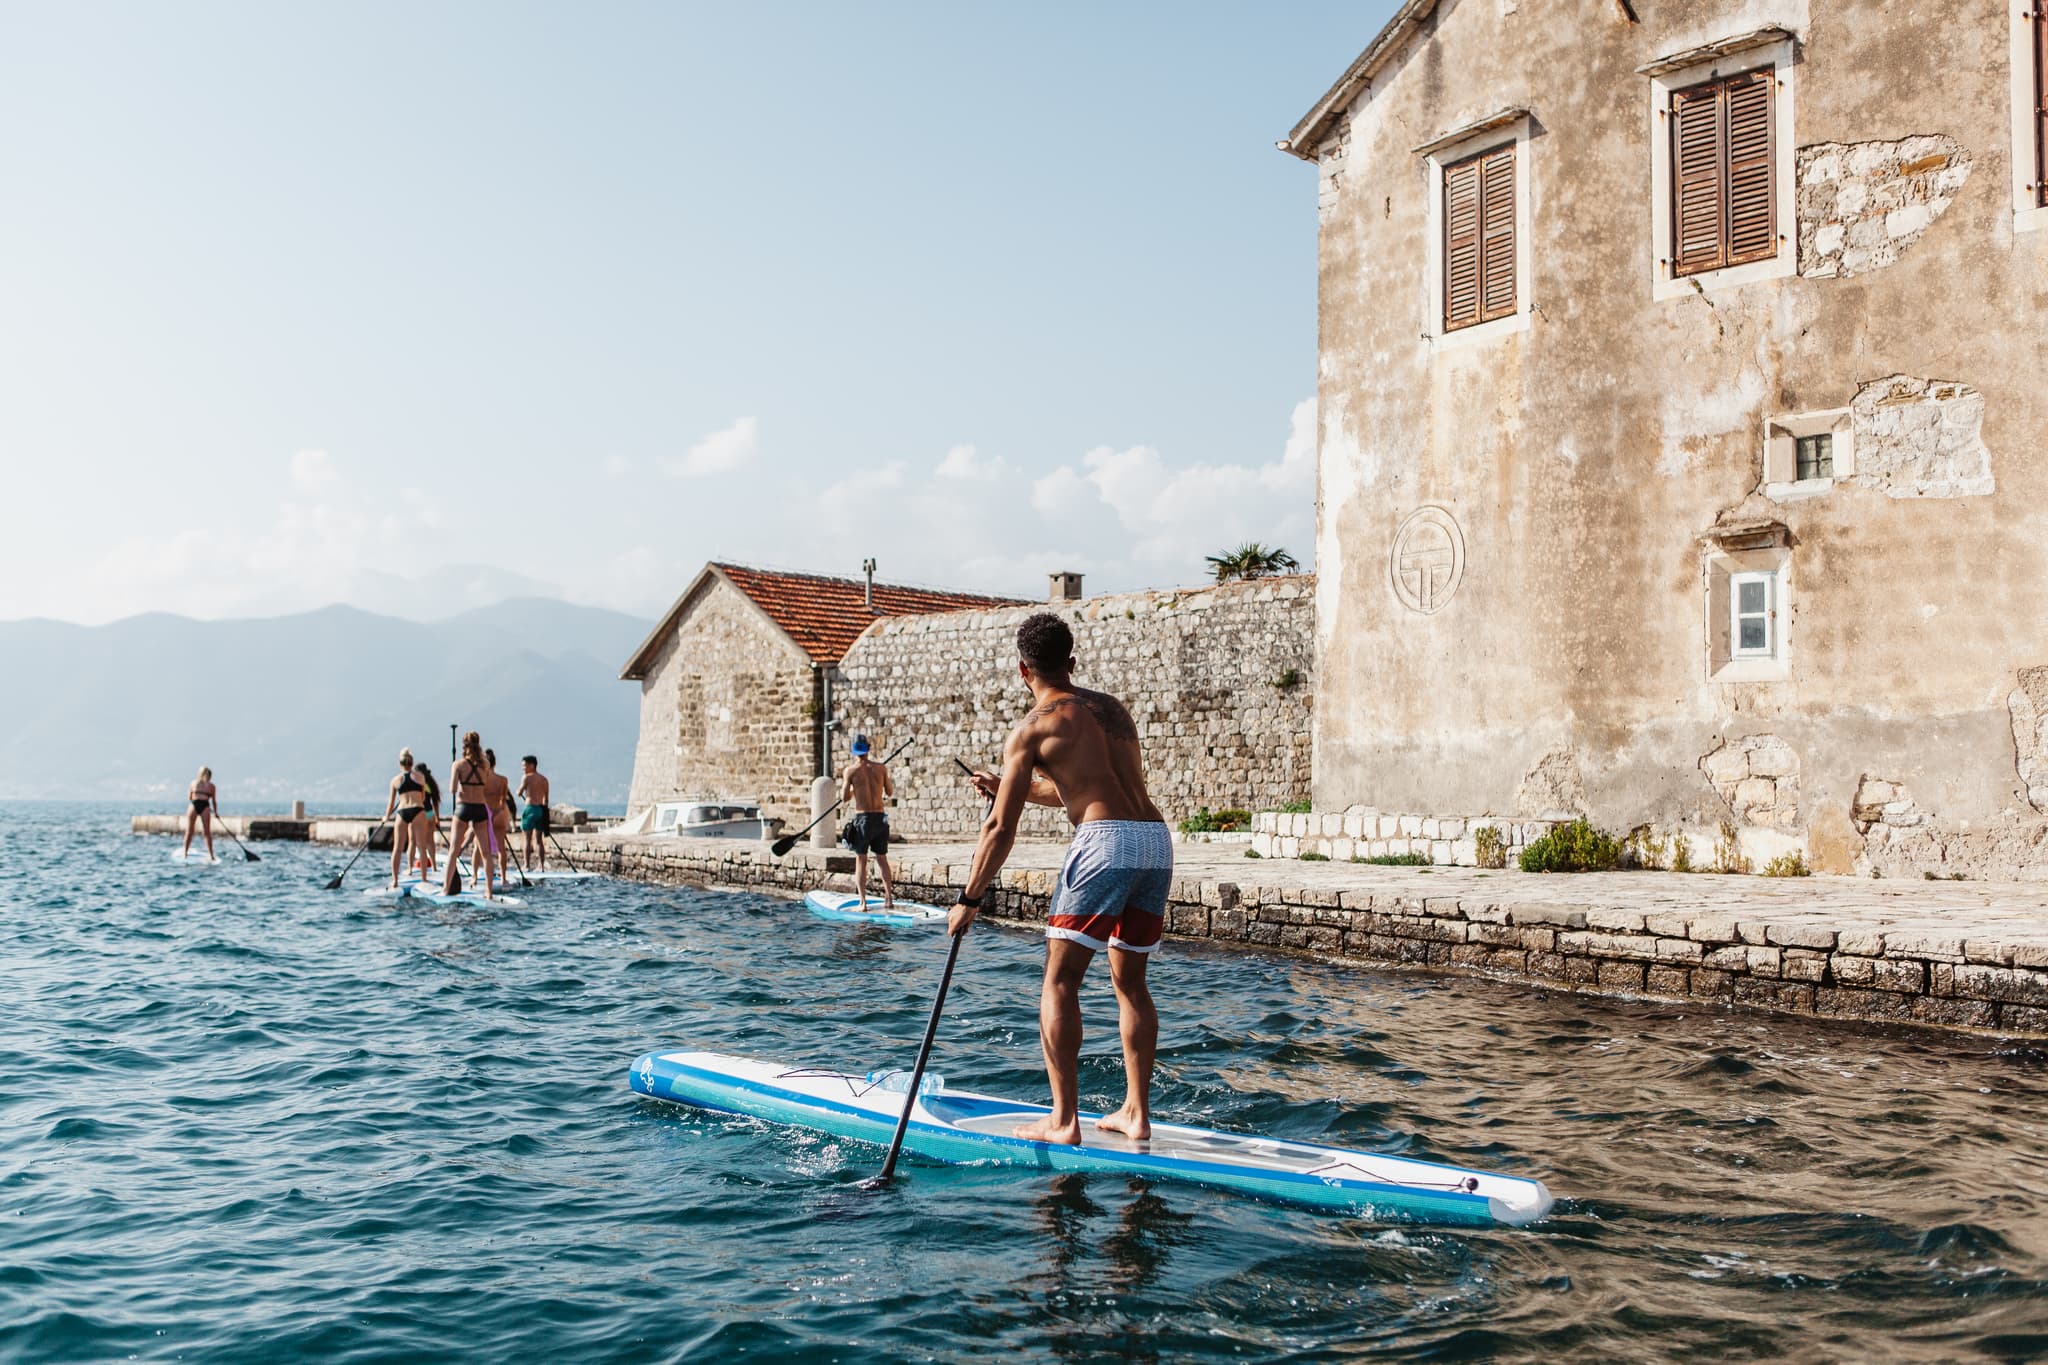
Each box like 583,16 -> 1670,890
1309,0 -> 2048,876
623,579 -> 820,826
832,579 -> 1315,839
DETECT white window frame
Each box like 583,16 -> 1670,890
1761,406 -> 1855,501
2011,1 -> 2048,234
1647,35 -> 1798,301
1730,571 -> 1777,658
1703,542 -> 1792,683
1421,113 -> 1534,350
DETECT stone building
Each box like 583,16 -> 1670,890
619,563 -> 1024,823
833,575 -> 1317,838
1278,1 -> 2048,876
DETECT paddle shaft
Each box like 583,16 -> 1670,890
873,786 -> 991,1185
875,923 -> 967,1184
216,809 -> 260,861
772,737 -> 915,854
325,811 -> 396,889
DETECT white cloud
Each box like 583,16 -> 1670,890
936,444 -> 1006,481
663,416 -> 758,479
289,448 -> 338,493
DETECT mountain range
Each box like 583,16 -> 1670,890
0,598 -> 652,805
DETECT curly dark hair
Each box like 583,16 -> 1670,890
1016,612 -> 1074,676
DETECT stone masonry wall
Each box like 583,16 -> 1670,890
554,832 -> 2048,1041
627,579 -> 820,827
833,578 -> 1315,839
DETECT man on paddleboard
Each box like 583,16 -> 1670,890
840,735 -> 895,909
517,756 -> 550,871
950,612 -> 1170,1145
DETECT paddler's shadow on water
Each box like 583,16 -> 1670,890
1035,1173 -> 1195,1296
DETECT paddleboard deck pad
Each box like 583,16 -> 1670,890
803,890 -> 948,926
629,1048 -> 1553,1227
167,850 -> 219,864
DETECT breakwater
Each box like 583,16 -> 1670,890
550,830 -> 2048,1041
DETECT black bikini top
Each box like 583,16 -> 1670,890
398,772 -> 423,795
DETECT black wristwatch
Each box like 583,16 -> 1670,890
957,891 -> 982,907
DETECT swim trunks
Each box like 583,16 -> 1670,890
520,803 -> 548,832
1047,819 -> 1172,954
456,801 -> 490,823
843,811 -> 889,855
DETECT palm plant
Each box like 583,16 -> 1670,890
1205,542 -> 1300,583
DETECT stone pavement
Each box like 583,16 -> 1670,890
556,832 -> 2048,1040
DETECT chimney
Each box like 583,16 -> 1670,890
1048,571 -> 1083,602
862,558 -> 877,611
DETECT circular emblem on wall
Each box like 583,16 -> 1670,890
1389,505 -> 1465,614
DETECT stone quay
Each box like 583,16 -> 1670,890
549,830 -> 2048,1041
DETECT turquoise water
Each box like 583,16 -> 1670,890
4,804 -> 2046,1362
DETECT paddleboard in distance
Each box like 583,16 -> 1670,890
167,849 -> 219,864
803,890 -> 948,927
456,861 -> 601,883
628,1048 -> 1554,1228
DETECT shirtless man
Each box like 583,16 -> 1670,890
517,756 -> 550,871
949,612 -> 1170,1145
840,735 -> 895,908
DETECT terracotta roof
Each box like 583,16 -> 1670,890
715,563 -> 1028,664
620,561 -> 1031,678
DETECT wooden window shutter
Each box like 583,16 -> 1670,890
1671,82 -> 1728,276
1478,146 -> 1517,321
1443,155 -> 1482,330
2036,3 -> 2048,206
1724,69 -> 1776,264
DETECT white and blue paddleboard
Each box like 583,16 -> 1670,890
628,1049 -> 1554,1228
456,861 -> 601,884
167,849 -> 219,864
362,881 -> 525,907
803,890 -> 948,927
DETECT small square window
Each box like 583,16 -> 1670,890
1731,571 -> 1776,658
1795,433 -> 1833,481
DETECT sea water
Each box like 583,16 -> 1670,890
2,802 -> 2044,1362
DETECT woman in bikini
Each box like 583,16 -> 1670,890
413,763 -> 442,879
446,731 -> 498,899
182,765 -> 218,860
383,749 -> 430,888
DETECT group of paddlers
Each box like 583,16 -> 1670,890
383,731 -> 552,898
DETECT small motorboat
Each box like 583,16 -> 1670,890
651,799 -> 771,840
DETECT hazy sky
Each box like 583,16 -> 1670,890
0,2 -> 1391,624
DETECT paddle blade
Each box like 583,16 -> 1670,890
770,835 -> 797,857
323,874 -> 343,890
243,850 -> 261,861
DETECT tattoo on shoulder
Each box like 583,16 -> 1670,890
1033,689 -> 1138,741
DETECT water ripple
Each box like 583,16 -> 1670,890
0,803 -> 2044,1362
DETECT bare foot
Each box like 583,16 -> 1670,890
1013,1114 -> 1084,1145
1095,1104 -> 1151,1142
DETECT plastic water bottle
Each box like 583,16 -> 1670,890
866,1069 -> 944,1096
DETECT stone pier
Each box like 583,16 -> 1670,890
551,831 -> 2048,1040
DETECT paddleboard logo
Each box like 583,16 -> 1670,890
638,1057 -> 654,1093
1390,505 -> 1465,615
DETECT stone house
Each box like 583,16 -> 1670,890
1279,0 -> 2048,876
619,563 -> 1024,823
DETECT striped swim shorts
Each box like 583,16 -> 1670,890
1046,819 -> 1174,954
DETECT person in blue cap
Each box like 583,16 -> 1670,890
839,734 -> 896,908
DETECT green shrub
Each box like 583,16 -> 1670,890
1178,807 -> 1253,834
1671,837 -> 1696,874
1472,825 -> 1507,870
1243,848 -> 1262,859
1298,850 -> 1329,862
1622,826 -> 1670,871
1517,819 -> 1623,873
1352,852 -> 1432,866
1762,852 -> 1811,878
1273,667 -> 1302,690
1274,798 -> 1313,815
1711,821 -> 1751,875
